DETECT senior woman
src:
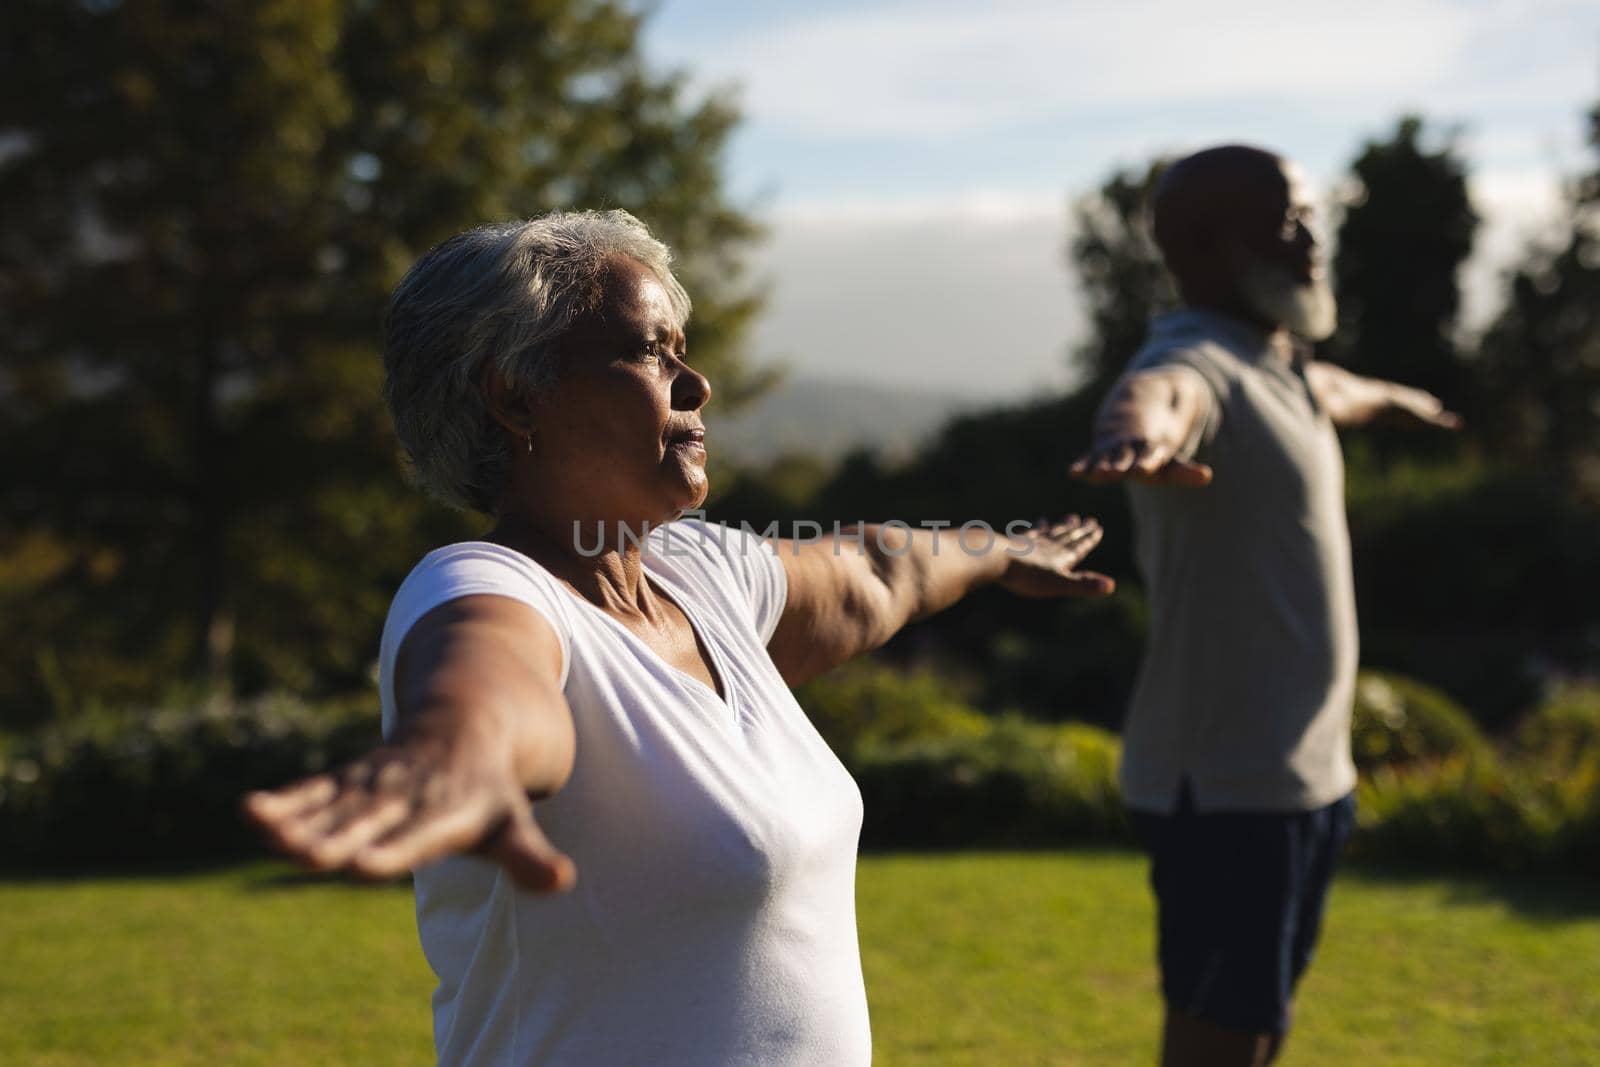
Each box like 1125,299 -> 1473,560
244,210 -> 1114,1066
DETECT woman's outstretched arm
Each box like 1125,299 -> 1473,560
243,595 -> 576,891
766,517 -> 1114,686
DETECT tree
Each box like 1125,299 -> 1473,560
1327,117 -> 1478,409
1065,160 -> 1173,396
0,0 -> 764,723
1474,100 -> 1600,497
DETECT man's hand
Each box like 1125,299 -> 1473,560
1383,383 -> 1463,431
1069,367 -> 1214,488
1305,361 -> 1463,431
1069,438 -> 1213,488
243,724 -> 576,893
997,516 -> 1116,599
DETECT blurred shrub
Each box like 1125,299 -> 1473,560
0,695 -> 378,867
794,661 -> 990,763
1513,683 -> 1600,774
1510,683 -> 1600,875
854,718 -> 1125,848
1347,466 -> 1600,730
795,660 -> 1125,847
1351,670 -> 1489,772
1352,757 -> 1565,872
1352,683 -> 1600,875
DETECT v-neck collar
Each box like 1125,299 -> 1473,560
561,563 -> 734,710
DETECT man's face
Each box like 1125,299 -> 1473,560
1230,161 -> 1336,341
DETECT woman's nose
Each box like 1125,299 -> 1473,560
672,362 -> 712,411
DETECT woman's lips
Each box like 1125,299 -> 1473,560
667,428 -> 706,455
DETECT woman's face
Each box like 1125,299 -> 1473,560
525,255 -> 711,527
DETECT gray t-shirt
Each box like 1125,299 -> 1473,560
1118,309 -> 1359,814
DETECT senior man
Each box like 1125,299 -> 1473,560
1071,145 -> 1460,1067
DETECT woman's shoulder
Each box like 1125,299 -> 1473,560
378,541 -> 576,736
388,540 -> 574,637
408,539 -> 554,580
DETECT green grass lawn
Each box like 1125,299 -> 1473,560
1,852 -> 1595,1066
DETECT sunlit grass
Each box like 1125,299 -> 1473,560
857,852 -> 1600,1067
2,854 -> 1594,1066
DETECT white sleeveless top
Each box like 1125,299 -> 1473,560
377,520 -> 870,1066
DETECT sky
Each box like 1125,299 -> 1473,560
641,0 -> 1598,403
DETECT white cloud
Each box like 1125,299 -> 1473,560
663,0 -> 1524,138
770,188 -> 1064,226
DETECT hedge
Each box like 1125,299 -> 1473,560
0,695 -> 378,867
851,718 -> 1125,848
1350,670 -> 1488,771
1,669 -> 1595,876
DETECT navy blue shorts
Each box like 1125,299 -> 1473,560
1129,786 -> 1356,1035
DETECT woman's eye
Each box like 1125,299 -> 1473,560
638,343 -> 684,366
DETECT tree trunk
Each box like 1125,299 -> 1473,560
191,291 -> 233,704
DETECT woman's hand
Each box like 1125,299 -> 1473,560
243,723 -> 575,892
243,594 -> 577,892
997,516 -> 1116,599
243,726 -> 576,895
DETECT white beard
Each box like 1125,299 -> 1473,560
1237,258 -> 1337,341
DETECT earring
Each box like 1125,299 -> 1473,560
525,434 -> 533,454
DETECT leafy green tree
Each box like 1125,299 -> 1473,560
1327,117 -> 1478,408
1066,160 -> 1172,395
1474,102 -> 1600,497
0,0 -> 763,723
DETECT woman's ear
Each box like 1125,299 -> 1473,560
482,365 -> 537,441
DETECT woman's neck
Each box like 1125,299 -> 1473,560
486,511 -> 658,612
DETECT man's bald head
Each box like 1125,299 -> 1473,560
1148,144 -> 1334,339
1151,146 -> 1289,282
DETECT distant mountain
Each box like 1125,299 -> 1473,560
705,376 -> 974,466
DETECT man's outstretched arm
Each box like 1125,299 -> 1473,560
1070,366 -> 1215,487
1304,361 -> 1462,431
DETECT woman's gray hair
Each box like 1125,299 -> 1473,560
382,209 -> 691,514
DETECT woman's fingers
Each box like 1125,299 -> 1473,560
245,752 -> 453,871
1059,570 -> 1116,596
350,796 -> 504,882
1060,523 -> 1103,562
1053,516 -> 1098,538
242,774 -> 340,824
482,809 -> 577,893
1043,517 -> 1101,557
1046,514 -> 1081,535
245,741 -> 575,890
297,793 -> 419,870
